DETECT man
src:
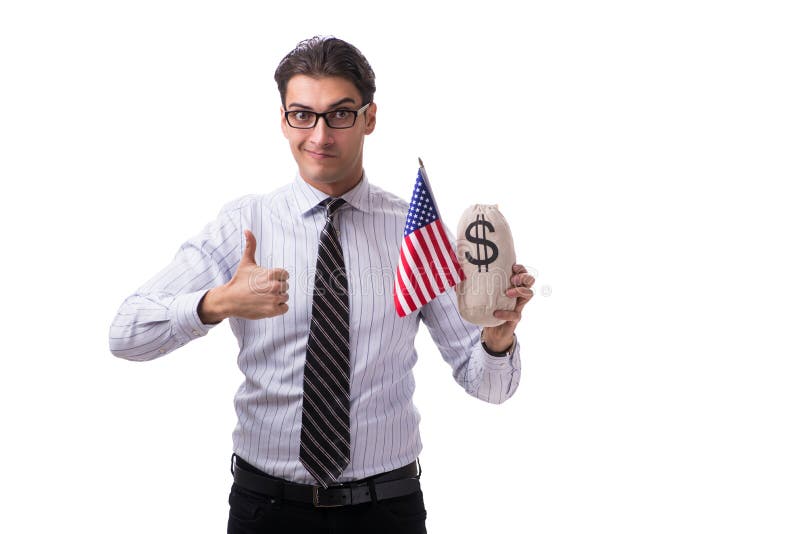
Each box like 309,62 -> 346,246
110,36 -> 534,534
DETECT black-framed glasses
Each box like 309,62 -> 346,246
284,102 -> 371,129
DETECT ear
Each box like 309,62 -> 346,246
364,102 -> 377,135
280,107 -> 289,139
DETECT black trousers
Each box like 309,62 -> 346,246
227,458 -> 427,534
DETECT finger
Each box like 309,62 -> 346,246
511,273 -> 535,287
265,281 -> 289,294
506,287 -> 533,300
493,309 -> 521,323
242,230 -> 258,266
265,301 -> 290,317
514,296 -> 531,313
265,268 -> 290,281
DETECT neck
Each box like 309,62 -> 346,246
302,170 -> 364,198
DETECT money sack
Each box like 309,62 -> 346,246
455,205 -> 517,327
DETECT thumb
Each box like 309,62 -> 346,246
241,229 -> 258,266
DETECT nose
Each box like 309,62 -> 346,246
309,116 -> 334,146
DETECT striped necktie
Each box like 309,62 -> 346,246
299,197 -> 351,488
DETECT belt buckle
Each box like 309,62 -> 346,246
312,486 -> 346,508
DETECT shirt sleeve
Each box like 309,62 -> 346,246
108,199 -> 246,361
419,288 -> 522,404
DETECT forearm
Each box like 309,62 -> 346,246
109,289 -> 214,361
109,201 -> 246,360
467,338 -> 522,404
421,291 -> 522,405
481,329 -> 516,355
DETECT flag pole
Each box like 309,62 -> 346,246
417,156 -> 444,223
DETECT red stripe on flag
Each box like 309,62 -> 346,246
399,240 -> 424,310
397,246 -> 423,313
407,231 -> 438,299
395,262 -> 412,303
436,219 -> 465,281
393,270 -> 409,317
429,220 -> 458,287
418,224 -> 453,292
417,225 -> 447,294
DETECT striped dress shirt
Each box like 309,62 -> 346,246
109,172 -> 522,484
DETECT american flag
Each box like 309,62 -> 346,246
393,162 -> 466,317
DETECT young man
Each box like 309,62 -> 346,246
110,36 -> 533,534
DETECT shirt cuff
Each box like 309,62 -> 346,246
480,335 -> 518,371
169,289 -> 216,346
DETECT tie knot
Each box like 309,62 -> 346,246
321,198 -> 347,218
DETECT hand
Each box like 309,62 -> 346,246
198,230 -> 290,323
481,264 -> 535,353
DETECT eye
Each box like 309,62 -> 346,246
293,111 -> 311,121
332,109 -> 352,120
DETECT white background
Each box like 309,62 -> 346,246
1,1 -> 799,532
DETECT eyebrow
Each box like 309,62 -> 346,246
286,97 -> 358,111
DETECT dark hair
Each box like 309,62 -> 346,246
274,36 -> 376,108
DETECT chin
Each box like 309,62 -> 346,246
301,164 -> 334,180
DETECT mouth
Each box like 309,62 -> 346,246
305,149 -> 335,160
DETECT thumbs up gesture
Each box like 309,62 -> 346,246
198,230 -> 290,324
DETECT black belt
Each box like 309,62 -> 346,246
231,454 -> 422,508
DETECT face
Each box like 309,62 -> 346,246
281,75 -> 377,197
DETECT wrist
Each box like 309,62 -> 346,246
198,286 -> 229,324
481,330 -> 516,356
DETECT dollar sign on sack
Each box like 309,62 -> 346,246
465,214 -> 499,272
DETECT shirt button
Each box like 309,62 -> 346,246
192,330 -> 200,336
159,348 -> 166,354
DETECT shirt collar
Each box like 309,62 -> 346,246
292,171 -> 372,216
